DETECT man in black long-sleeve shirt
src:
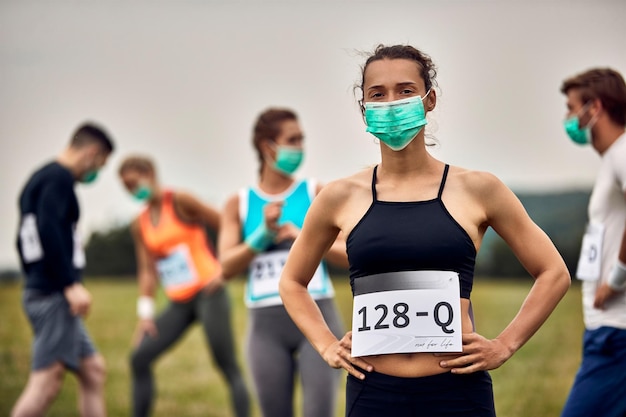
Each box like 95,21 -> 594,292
12,122 -> 115,417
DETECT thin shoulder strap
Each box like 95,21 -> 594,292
305,178 -> 318,201
372,165 -> 378,201
437,164 -> 450,199
237,187 -> 250,225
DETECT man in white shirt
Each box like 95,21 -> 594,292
560,68 -> 626,417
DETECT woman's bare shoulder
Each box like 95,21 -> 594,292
448,165 -> 507,196
317,166 -> 374,202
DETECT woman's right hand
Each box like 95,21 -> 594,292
63,283 -> 92,317
321,331 -> 374,380
263,201 -> 283,232
132,318 -> 159,348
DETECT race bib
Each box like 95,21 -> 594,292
576,223 -> 604,281
156,244 -> 197,289
72,225 -> 86,269
19,214 -> 44,263
248,250 -> 326,301
351,270 -> 462,357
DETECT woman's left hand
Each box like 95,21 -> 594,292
437,332 -> 513,374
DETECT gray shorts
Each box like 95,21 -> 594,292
23,289 -> 97,372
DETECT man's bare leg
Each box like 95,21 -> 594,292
11,362 -> 65,417
77,353 -> 107,417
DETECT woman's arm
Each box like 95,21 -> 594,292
218,191 -> 285,279
314,182 -> 349,269
323,231 -> 349,269
173,191 -> 221,232
130,219 -> 160,345
279,183 -> 373,379
440,173 -> 571,374
217,194 -> 257,279
131,219 -> 158,298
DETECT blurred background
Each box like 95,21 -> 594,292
1,1 -> 625,416
1,0 -> 625,275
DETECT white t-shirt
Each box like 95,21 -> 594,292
582,133 -> 626,330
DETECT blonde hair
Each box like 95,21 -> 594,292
118,155 -> 156,177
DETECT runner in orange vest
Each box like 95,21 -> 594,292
118,155 -> 250,417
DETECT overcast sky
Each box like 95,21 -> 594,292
1,0 -> 625,269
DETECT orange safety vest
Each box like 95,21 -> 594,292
138,190 -> 221,302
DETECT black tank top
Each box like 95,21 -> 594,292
347,164 -> 476,299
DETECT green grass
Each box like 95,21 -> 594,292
0,277 -> 583,417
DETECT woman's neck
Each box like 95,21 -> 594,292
147,185 -> 164,208
258,165 -> 295,194
378,137 -> 435,178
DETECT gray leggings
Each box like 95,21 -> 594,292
247,298 -> 344,417
130,286 -> 250,417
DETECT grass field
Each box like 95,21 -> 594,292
0,277 -> 584,417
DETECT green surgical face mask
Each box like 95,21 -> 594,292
132,185 -> 153,202
564,103 -> 597,146
364,91 -> 430,151
563,116 -> 590,145
80,170 -> 99,184
271,146 -> 304,176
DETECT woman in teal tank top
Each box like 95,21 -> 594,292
218,108 -> 348,417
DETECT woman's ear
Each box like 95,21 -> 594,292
260,138 -> 276,159
425,89 -> 437,112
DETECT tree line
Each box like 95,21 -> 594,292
79,190 -> 590,280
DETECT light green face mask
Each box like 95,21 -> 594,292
364,92 -> 430,151
80,170 -> 99,184
563,103 -> 598,146
564,116 -> 591,145
132,185 -> 153,202
271,146 -> 304,176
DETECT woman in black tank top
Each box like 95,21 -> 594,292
279,44 -> 571,417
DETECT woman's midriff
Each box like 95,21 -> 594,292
361,298 -> 473,378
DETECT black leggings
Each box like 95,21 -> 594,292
346,369 -> 495,417
130,287 -> 250,417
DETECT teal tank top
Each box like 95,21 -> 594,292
239,179 -> 334,308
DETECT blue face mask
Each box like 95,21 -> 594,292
271,145 -> 304,176
364,92 -> 430,151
